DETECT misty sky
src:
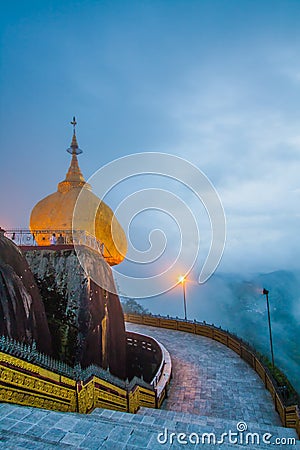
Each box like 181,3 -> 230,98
1,0 -> 300,300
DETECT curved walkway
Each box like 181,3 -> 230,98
126,323 -> 282,426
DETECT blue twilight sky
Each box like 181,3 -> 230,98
1,0 -> 300,296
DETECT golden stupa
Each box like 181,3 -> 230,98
30,118 -> 127,265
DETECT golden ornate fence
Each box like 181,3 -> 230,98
0,351 -> 77,412
124,313 -> 300,439
0,330 -> 171,415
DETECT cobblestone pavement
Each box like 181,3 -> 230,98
126,323 -> 282,426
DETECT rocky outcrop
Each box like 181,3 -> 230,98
0,234 -> 52,355
24,247 -> 126,379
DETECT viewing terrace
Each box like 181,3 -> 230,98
2,228 -> 115,265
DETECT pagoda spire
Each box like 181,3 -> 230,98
57,117 -> 90,192
67,116 -> 83,156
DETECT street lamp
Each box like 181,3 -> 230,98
262,288 -> 275,369
178,276 -> 187,321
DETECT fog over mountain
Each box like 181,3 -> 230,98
129,270 -> 300,393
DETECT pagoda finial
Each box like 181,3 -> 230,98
71,116 -> 77,132
67,116 -> 83,155
59,116 -> 87,190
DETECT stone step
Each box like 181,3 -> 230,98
0,403 -> 299,449
0,429 -> 69,449
137,406 -> 298,438
2,428 -> 297,450
91,407 -> 300,449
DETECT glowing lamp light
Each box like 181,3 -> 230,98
177,275 -> 187,320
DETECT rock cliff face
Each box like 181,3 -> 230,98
0,234 -> 52,355
24,247 -> 126,379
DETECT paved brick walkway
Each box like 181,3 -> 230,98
126,323 -> 282,426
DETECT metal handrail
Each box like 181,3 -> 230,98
4,229 -> 105,255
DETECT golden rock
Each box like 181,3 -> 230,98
30,127 -> 127,265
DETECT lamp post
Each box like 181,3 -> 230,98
178,276 -> 187,321
262,288 -> 275,370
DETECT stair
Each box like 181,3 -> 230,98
137,406 -> 297,436
90,407 -> 299,448
0,403 -> 298,449
136,406 -> 299,447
